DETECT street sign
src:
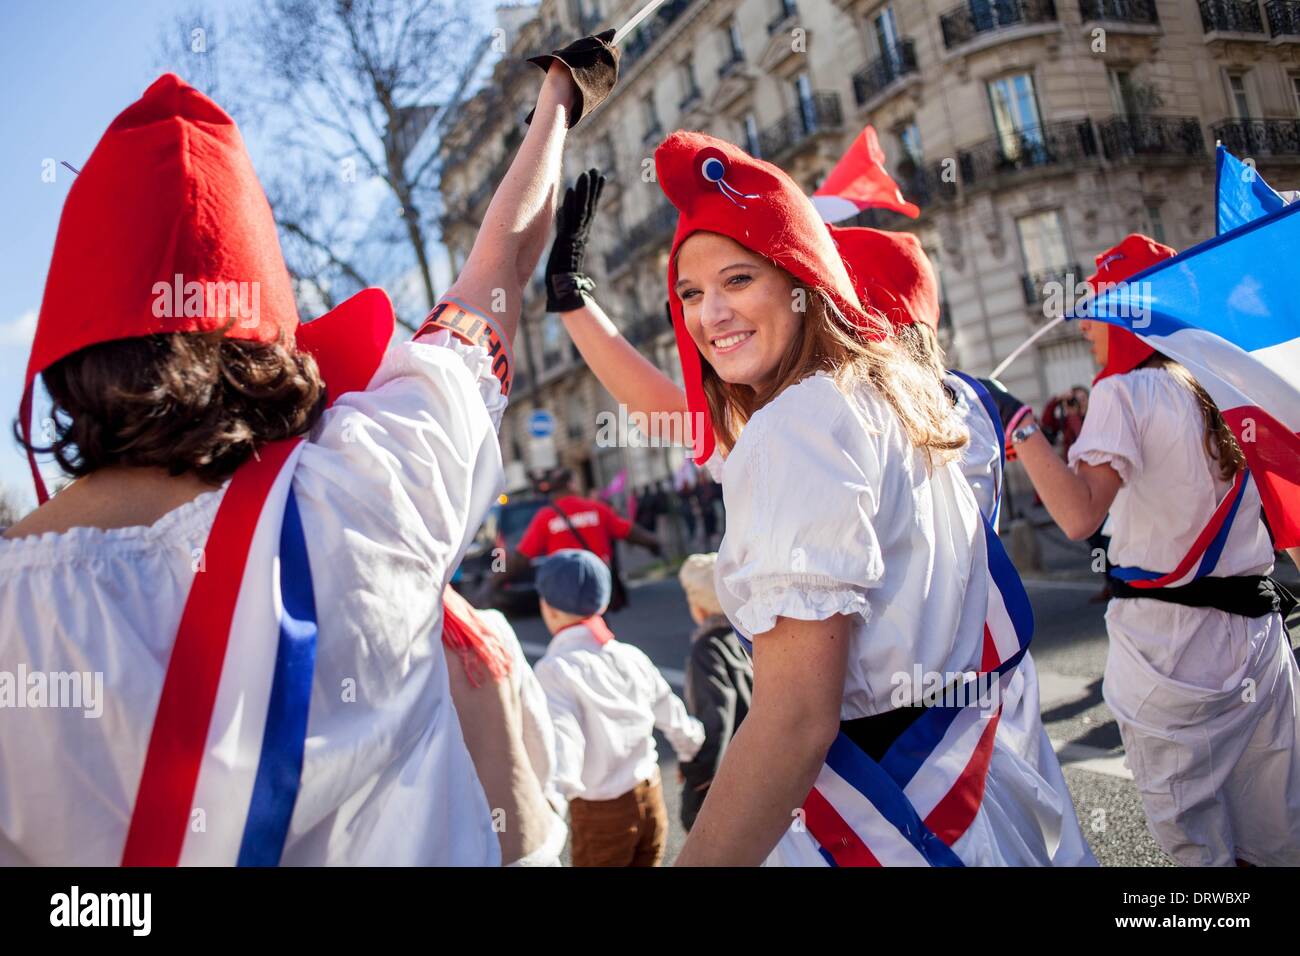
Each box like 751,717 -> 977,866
527,409 -> 556,439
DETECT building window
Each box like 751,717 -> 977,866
794,71 -> 816,132
1146,203 -> 1167,245
900,120 -> 923,166
680,57 -> 700,105
744,113 -> 761,157
1108,69 -> 1140,118
1016,209 -> 1073,296
1228,72 -> 1251,119
643,93 -> 662,139
727,19 -> 744,58
1291,75 -> 1300,116
871,5 -> 900,58
988,72 -> 1044,159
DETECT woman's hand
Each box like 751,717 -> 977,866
545,169 -> 605,313
675,614 -> 851,866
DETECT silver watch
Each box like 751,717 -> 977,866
1010,421 -> 1040,446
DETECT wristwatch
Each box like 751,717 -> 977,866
1010,421 -> 1041,446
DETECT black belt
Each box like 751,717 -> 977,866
1111,574 -> 1298,619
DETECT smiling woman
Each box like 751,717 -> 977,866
543,133 -> 1092,868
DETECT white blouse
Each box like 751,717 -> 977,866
1068,367 -> 1274,578
709,371 -> 988,721
0,331 -> 507,866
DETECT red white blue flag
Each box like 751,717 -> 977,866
1078,201 -> 1300,549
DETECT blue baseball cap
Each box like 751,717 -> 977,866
535,549 -> 612,617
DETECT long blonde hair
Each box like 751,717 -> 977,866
1140,354 -> 1245,482
701,281 -> 967,465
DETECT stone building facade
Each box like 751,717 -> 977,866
438,0 -> 1300,499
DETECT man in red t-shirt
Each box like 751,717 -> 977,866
516,470 -> 660,564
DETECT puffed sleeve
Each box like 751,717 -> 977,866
717,379 -> 886,638
1066,375 -> 1140,484
296,330 -> 507,579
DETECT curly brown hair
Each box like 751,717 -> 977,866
17,331 -> 327,485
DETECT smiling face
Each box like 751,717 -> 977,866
1079,318 -> 1109,367
674,231 -> 802,389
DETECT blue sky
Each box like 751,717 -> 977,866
0,0 -> 249,506
0,0 -> 496,509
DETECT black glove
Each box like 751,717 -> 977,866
525,29 -> 620,129
977,376 -> 1030,432
545,169 -> 605,313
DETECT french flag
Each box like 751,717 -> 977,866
121,439 -> 317,866
1078,200 -> 1300,550
812,126 -> 921,224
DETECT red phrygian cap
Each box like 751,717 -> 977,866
22,74 -> 394,502
655,131 -> 867,464
1085,233 -> 1176,385
828,224 -> 940,331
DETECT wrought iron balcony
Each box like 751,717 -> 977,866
718,49 -> 746,79
853,40 -> 919,106
758,92 -> 844,162
956,119 -> 1099,187
1199,0 -> 1266,34
1079,0 -> 1159,23
1023,264 -> 1084,308
1266,0 -> 1300,35
768,0 -> 799,34
1211,117 -> 1300,157
940,0 -> 1058,50
603,203 -> 679,275
1098,115 -> 1205,160
622,0 -> 696,65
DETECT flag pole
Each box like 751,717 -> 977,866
612,0 -> 671,45
989,315 -> 1065,380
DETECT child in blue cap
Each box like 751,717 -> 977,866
534,549 -> 703,866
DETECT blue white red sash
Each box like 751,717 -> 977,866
1110,468 -> 1252,589
121,438 -> 318,866
733,513 -> 1033,867
948,369 -> 1005,527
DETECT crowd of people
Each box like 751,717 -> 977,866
2,27 -> 1298,868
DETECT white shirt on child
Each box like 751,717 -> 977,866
535,622 -> 704,802
0,331 -> 506,866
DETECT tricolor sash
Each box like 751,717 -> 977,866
1110,468 -> 1251,589
737,513 -> 1033,866
122,438 -> 318,866
948,369 -> 1006,527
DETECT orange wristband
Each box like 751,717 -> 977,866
416,298 -> 513,397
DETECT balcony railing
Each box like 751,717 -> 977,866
1023,264 -> 1083,307
1079,0 -> 1159,23
1199,0 -> 1266,34
853,40 -> 919,106
768,0 -> 799,34
1098,115 -> 1206,160
718,49 -> 746,79
1211,117 -> 1300,157
603,203 -> 679,275
940,0 -> 1058,49
1266,0 -> 1300,35
759,92 -> 843,162
623,0 -> 696,65
957,119 -> 1099,187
